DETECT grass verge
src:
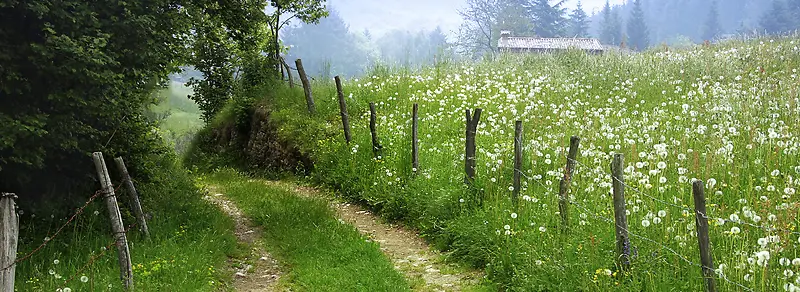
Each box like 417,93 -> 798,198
205,169 -> 410,292
14,155 -> 238,291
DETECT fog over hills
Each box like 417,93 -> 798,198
330,0 -> 625,38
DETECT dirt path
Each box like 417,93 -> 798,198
262,181 -> 485,292
204,190 -> 283,292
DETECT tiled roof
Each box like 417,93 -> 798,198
498,37 -> 605,51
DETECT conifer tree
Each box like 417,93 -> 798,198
600,1 -> 623,45
702,0 -> 722,41
760,0 -> 793,34
529,0 -> 567,37
626,0 -> 649,50
569,1 -> 590,37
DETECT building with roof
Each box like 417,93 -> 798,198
497,31 -> 605,54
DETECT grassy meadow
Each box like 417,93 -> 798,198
260,37 -> 800,291
151,81 -> 205,156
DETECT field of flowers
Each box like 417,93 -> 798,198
266,37 -> 800,291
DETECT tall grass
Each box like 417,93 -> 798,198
14,154 -> 238,291
261,36 -> 800,290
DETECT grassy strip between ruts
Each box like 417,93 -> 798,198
205,169 -> 410,292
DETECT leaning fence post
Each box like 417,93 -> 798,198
93,152 -> 134,290
558,136 -> 580,228
692,180 -> 717,292
611,153 -> 631,271
282,58 -> 294,88
114,157 -> 150,238
412,103 -> 419,173
512,121 -> 523,208
369,102 -> 383,158
464,109 -> 482,185
335,76 -> 352,144
0,193 -> 18,291
295,59 -> 314,114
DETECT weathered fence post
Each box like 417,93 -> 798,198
93,152 -> 133,290
611,153 -> 631,271
512,121 -> 523,208
335,76 -> 352,144
412,103 -> 419,173
558,136 -> 580,228
114,157 -> 150,238
369,102 -> 383,158
0,193 -> 18,291
464,109 -> 482,184
282,58 -> 294,88
692,180 -> 717,292
295,59 -> 314,114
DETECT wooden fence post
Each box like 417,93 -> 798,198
114,157 -> 150,238
0,193 -> 18,291
558,136 -> 580,228
412,103 -> 419,173
369,102 -> 383,158
464,109 -> 482,185
512,121 -> 523,208
93,152 -> 133,290
692,180 -> 717,292
611,153 -> 631,271
295,59 -> 314,114
335,76 -> 352,144
282,58 -> 294,88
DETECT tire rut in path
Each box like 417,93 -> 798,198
204,189 -> 283,292
261,180 -> 485,292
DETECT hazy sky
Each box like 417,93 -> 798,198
331,0 -> 626,37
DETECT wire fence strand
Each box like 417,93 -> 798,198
560,152 -> 800,237
1,182 -> 125,272
62,222 -> 138,288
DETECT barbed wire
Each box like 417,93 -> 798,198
62,222 -> 138,288
560,152 -> 800,237
1,183 -> 125,272
570,199 -> 755,292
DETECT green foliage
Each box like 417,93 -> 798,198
0,0 -> 201,207
206,170 -> 410,291
528,0 -> 568,38
14,153 -> 237,291
568,1 -> 590,38
600,0 -> 623,45
626,0 -> 649,51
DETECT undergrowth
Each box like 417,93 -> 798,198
14,152 -> 238,291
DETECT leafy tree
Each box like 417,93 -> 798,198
529,0 -> 568,37
568,1 -> 590,38
760,0 -> 793,34
267,0 -> 329,71
457,0 -> 502,58
626,0 -> 649,50
496,0 -> 535,36
283,8 -> 368,77
702,0 -> 723,41
0,0 -> 212,205
185,0 -> 273,122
